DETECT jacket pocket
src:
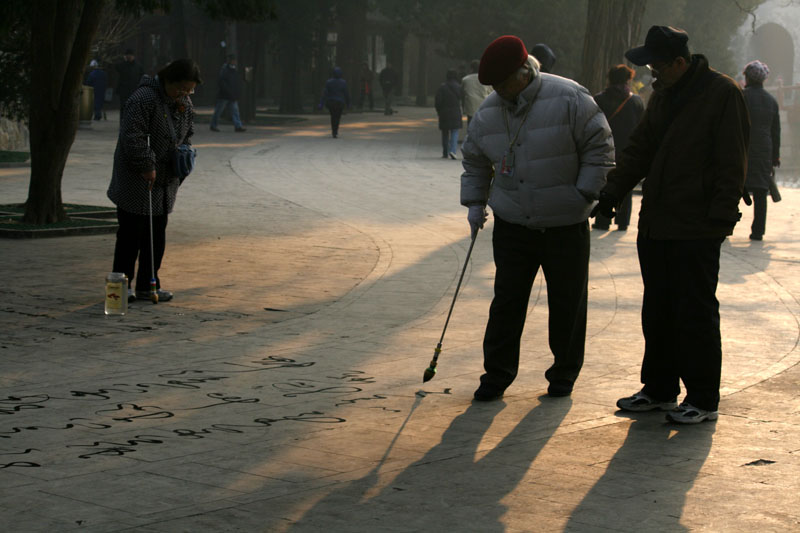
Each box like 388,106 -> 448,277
494,167 -> 519,191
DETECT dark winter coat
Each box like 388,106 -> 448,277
86,68 -> 108,108
216,63 -> 242,101
107,76 -> 194,216
743,84 -> 780,191
379,66 -> 399,93
593,85 -> 644,154
321,67 -> 350,106
435,79 -> 463,131
603,55 -> 750,239
116,59 -> 145,105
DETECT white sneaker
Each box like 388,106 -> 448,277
665,402 -> 718,424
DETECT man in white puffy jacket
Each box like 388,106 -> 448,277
462,35 -> 614,401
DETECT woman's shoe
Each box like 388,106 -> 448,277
135,289 -> 173,302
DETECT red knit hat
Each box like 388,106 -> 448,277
479,35 -> 528,85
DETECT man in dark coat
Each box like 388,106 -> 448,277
210,55 -> 246,132
592,26 -> 750,424
592,64 -> 645,231
742,60 -> 781,241
434,68 -> 463,159
379,63 -> 399,115
115,49 -> 144,123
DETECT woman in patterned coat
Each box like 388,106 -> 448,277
107,58 -> 202,302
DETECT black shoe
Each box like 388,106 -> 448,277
547,380 -> 573,397
210,126 -> 220,132
749,234 -> 763,241
617,226 -> 628,231
473,383 -> 505,401
442,154 -> 448,158
592,223 -> 609,231
235,127 -> 247,132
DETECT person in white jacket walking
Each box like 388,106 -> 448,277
461,35 -> 614,401
461,59 -> 492,124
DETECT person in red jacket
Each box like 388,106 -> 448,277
592,26 -> 749,424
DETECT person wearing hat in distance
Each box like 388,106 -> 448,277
741,60 -> 780,241
115,49 -> 144,123
461,35 -> 614,401
592,26 -> 749,423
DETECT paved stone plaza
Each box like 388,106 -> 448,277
1,107 -> 799,532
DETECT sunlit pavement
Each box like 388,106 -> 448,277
1,107 -> 799,532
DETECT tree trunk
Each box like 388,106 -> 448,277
335,0 -> 367,94
24,0 -> 106,225
415,34 -> 427,106
278,31 -> 304,113
169,0 -> 189,59
580,0 -> 647,94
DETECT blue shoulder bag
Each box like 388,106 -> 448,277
163,102 -> 196,182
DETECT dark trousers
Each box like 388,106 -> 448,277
750,188 -> 767,238
113,208 -> 168,292
637,235 -> 723,411
593,191 -> 632,229
383,88 -> 394,114
326,101 -> 344,137
481,217 -> 589,389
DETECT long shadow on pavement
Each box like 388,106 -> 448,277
564,414 -> 715,532
286,395 -> 572,532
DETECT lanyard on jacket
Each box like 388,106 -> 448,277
502,97 -> 534,153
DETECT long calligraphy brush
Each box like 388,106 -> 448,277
423,230 -> 478,382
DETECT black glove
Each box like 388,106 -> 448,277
590,190 -> 618,219
742,189 -> 752,206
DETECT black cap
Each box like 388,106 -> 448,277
530,43 -> 556,73
625,26 -> 689,66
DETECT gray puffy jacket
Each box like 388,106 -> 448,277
461,56 -> 614,229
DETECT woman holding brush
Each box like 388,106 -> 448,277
107,58 -> 201,303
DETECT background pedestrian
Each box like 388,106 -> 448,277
319,66 -> 350,138
210,55 -> 246,132
358,62 -> 374,111
85,59 -> 108,120
530,43 -> 556,73
592,64 -> 644,232
379,63 -> 399,115
742,59 -> 781,241
115,49 -> 144,123
461,59 -> 492,125
435,68 -> 463,159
